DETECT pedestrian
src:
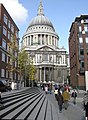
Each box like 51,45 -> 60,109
57,91 -> 63,113
71,89 -> 77,104
54,88 -> 58,100
83,91 -> 88,120
62,88 -> 70,110
45,85 -> 48,94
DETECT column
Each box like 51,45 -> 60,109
49,67 -> 51,81
48,35 -> 49,45
35,54 -> 37,64
30,35 -> 31,45
40,67 -> 42,82
44,67 -> 46,82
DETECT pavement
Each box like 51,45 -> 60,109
0,88 -> 86,120
46,90 -> 86,120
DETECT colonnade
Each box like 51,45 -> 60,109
38,67 -> 54,82
23,34 -> 58,47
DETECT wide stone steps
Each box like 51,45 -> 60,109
0,87 -> 59,120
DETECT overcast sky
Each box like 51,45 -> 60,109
0,0 -> 88,52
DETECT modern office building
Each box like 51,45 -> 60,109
69,15 -> 88,90
21,1 -> 69,84
0,4 -> 19,88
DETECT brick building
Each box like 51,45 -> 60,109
0,4 -> 19,88
69,15 -> 88,90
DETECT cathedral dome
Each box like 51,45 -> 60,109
29,15 -> 54,28
27,0 -> 55,31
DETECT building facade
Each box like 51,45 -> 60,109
69,15 -> 88,90
0,4 -> 19,88
21,1 -> 69,84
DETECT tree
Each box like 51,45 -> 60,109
6,35 -> 19,81
18,50 -> 28,85
29,62 -> 37,87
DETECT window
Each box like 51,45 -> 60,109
8,20 -> 11,28
11,34 -> 13,42
2,52 -> 5,62
11,24 -> 14,33
79,26 -> 82,32
84,19 -> 88,23
8,31 -> 11,40
86,37 -> 88,43
4,14 -> 7,25
15,30 -> 19,38
1,69 -> 5,77
84,24 -> 88,32
6,70 -> 8,78
3,26 -> 7,36
7,55 -> 8,63
80,49 -> 84,55
2,39 -> 6,49
80,61 -> 84,68
10,72 -> 13,79
79,37 -> 83,43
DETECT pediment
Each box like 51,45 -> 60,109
36,45 -> 55,52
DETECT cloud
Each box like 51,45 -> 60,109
0,0 -> 28,25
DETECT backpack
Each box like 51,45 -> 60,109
72,92 -> 77,97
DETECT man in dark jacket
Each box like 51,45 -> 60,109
57,91 -> 63,113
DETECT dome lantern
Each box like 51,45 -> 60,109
37,0 -> 44,16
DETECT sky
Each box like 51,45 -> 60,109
0,0 -> 88,52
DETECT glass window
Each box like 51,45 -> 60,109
79,26 -> 82,32
80,49 -> 84,55
15,30 -> 19,38
2,39 -> 6,49
79,37 -> 83,43
84,24 -> 88,32
2,52 -> 5,62
11,24 -> 14,33
86,37 -> 88,43
84,19 -> 88,23
8,31 -> 11,40
4,14 -> 8,25
11,34 -> 13,42
7,55 -> 8,63
3,26 -> 7,36
80,61 -> 84,68
1,69 -> 5,77
8,20 -> 11,28
6,70 -> 8,78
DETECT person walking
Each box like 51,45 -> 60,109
71,89 -> 77,104
57,91 -> 63,113
45,85 -> 48,94
54,88 -> 58,100
62,88 -> 70,110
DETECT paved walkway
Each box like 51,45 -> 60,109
46,90 -> 86,120
1,88 -> 86,120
